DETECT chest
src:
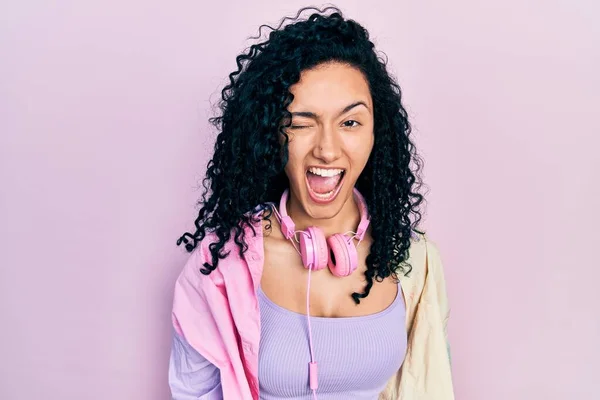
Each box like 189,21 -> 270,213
260,234 -> 400,318
257,285 -> 407,399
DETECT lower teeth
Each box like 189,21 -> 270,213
314,189 -> 335,198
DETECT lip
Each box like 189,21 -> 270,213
304,168 -> 346,205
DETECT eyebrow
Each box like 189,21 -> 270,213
290,101 -> 370,120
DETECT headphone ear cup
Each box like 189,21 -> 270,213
326,234 -> 358,277
299,226 -> 328,271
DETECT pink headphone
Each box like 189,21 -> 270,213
270,187 -> 371,397
277,187 -> 371,277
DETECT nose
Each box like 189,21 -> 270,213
312,125 -> 342,164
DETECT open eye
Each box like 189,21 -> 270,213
342,120 -> 361,128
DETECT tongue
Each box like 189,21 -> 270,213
306,172 -> 341,194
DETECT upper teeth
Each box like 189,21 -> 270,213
309,167 -> 344,177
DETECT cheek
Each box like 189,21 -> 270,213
283,142 -> 304,179
349,133 -> 374,166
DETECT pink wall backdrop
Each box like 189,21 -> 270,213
1,1 -> 598,399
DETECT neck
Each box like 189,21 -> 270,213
286,191 -> 362,238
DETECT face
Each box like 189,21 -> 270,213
283,62 -> 374,220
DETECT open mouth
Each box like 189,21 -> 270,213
305,167 -> 346,204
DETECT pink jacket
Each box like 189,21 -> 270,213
171,215 -> 454,400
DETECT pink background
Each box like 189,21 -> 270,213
1,1 -> 598,399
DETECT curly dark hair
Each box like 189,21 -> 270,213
177,5 -> 427,304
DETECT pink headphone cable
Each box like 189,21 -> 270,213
268,199 -> 368,399
306,265 -> 318,400
269,203 -> 318,398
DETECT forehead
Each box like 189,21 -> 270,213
288,62 -> 372,113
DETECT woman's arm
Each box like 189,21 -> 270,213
169,331 -> 223,400
428,238 -> 452,366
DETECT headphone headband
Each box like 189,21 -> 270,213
279,188 -> 370,240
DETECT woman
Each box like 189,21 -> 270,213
169,6 -> 453,400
